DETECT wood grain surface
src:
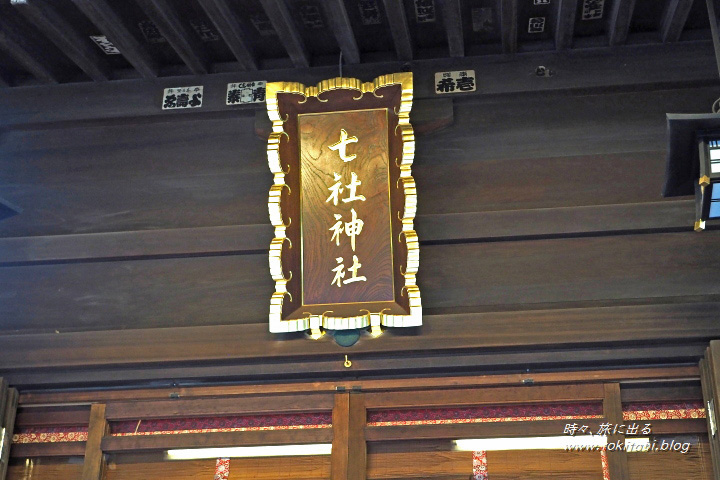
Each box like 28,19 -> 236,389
299,109 -> 394,308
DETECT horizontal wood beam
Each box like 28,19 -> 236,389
0,42 -> 714,128
364,384 -> 604,409
366,417 -> 707,442
71,0 -> 158,79
0,303 -> 716,371
4,343 -> 706,389
17,366 -> 699,405
102,428 -> 332,452
0,200 -> 695,266
366,419 -> 584,441
646,418 -> 709,434
16,0 -> 112,82
105,394 -> 334,420
9,441 -> 86,458
15,407 -> 90,427
135,0 -> 209,75
196,0 -> 257,70
620,384 -> 703,403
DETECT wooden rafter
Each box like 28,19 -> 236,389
323,0 -> 361,64
258,0 -> 310,68
16,0 -> 112,82
555,0 -> 579,50
71,0 -> 158,79
196,0 -> 258,70
661,0 -> 694,43
500,0 -> 518,54
135,0 -> 209,75
382,0 -> 413,61
0,17 -> 59,84
608,0 -> 638,46
442,0 -> 464,57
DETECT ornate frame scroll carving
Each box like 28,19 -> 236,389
266,73 -> 421,334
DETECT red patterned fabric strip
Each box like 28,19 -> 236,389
13,431 -> 88,443
622,402 -> 705,420
214,458 -> 230,480
369,414 -> 602,427
472,451 -> 488,480
600,449 -> 610,480
368,403 -> 603,424
110,412 -> 333,435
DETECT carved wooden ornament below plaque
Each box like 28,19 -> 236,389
266,73 -> 421,335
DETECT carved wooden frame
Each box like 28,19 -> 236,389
265,73 -> 421,334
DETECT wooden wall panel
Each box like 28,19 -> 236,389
627,439 -> 713,480
0,255 -> 272,331
1,230 -> 718,332
104,459 -> 216,480
366,450 -> 602,479
367,451 -> 471,478
102,456 -> 330,480
0,114 -> 269,237
484,450 -> 602,479
0,86 -> 716,238
6,458 -> 83,480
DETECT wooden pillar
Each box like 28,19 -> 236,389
82,403 -> 109,480
0,379 -> 18,480
331,390 -> 366,480
603,383 -> 629,480
701,341 -> 720,480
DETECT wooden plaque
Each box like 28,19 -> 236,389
266,73 -> 421,333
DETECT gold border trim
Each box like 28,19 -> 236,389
266,73 -> 421,333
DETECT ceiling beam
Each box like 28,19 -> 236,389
258,0 -> 310,68
0,17 -> 60,84
381,0 -> 413,61
135,0 -> 209,75
706,0 -> 720,79
500,0 -> 518,54
71,0 -> 159,79
196,0 -> 257,70
442,0 -> 464,57
661,0 -> 694,43
0,42 -> 714,127
323,0 -> 361,64
608,0 -> 638,46
555,0 -> 579,50
15,0 -> 112,82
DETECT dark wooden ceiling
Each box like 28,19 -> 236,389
0,0 -> 712,88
